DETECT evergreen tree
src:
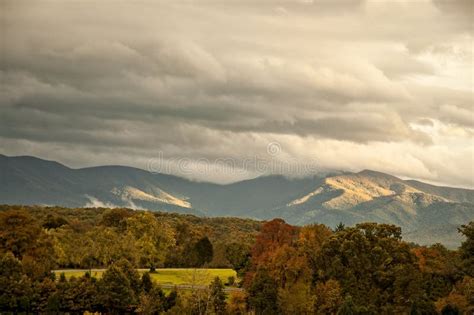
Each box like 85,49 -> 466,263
164,288 -> 178,311
209,276 -> 227,315
59,272 -> 67,283
193,236 -> 214,267
141,272 -> 153,293
458,222 -> 474,276
115,258 -> 141,294
335,222 -> 346,232
99,262 -> 138,313
247,269 -> 278,315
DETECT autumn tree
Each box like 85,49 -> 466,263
314,279 -> 343,315
278,280 -> 314,314
298,224 -> 332,269
227,291 -> 247,315
0,210 -> 42,258
412,244 -> 461,301
435,276 -> 474,314
251,218 -> 298,266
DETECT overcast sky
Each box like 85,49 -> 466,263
1,0 -> 473,187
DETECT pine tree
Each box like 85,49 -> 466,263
141,272 -> 153,293
209,277 -> 227,315
99,262 -> 138,313
335,222 -> 345,232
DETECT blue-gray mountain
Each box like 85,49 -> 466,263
1,154 -> 473,248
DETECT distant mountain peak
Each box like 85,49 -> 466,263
1,155 -> 473,248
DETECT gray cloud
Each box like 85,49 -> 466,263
0,0 -> 473,187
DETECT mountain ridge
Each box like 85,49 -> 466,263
1,154 -> 473,247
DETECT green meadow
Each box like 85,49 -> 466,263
54,268 -> 237,286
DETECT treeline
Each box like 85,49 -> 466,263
243,220 -> 473,314
0,205 -> 260,270
1,253 -> 239,314
0,205 -> 473,314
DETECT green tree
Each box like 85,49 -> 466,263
335,222 -> 345,232
141,272 -> 153,293
33,277 -> 60,313
247,269 -> 278,315
458,222 -> 473,276
209,276 -> 227,315
137,286 -> 166,315
57,274 -> 100,313
164,288 -> 178,311
115,258 -> 141,294
225,242 -> 251,275
126,212 -> 175,270
278,280 -> 315,314
315,223 -> 424,313
99,260 -> 139,313
193,236 -> 214,267
99,208 -> 133,231
0,252 -> 34,312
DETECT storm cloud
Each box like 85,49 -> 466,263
1,0 -> 473,187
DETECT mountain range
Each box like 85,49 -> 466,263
1,154 -> 473,248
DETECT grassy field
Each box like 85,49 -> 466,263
54,268 -> 237,286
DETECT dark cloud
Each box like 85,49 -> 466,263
0,0 -> 472,186
433,0 -> 473,24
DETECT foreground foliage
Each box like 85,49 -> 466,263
0,205 -> 472,314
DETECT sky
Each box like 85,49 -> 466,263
0,0 -> 473,187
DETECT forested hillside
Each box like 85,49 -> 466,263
0,205 -> 472,314
0,205 -> 260,270
2,155 -> 473,248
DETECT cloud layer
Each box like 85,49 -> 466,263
1,0 -> 473,187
